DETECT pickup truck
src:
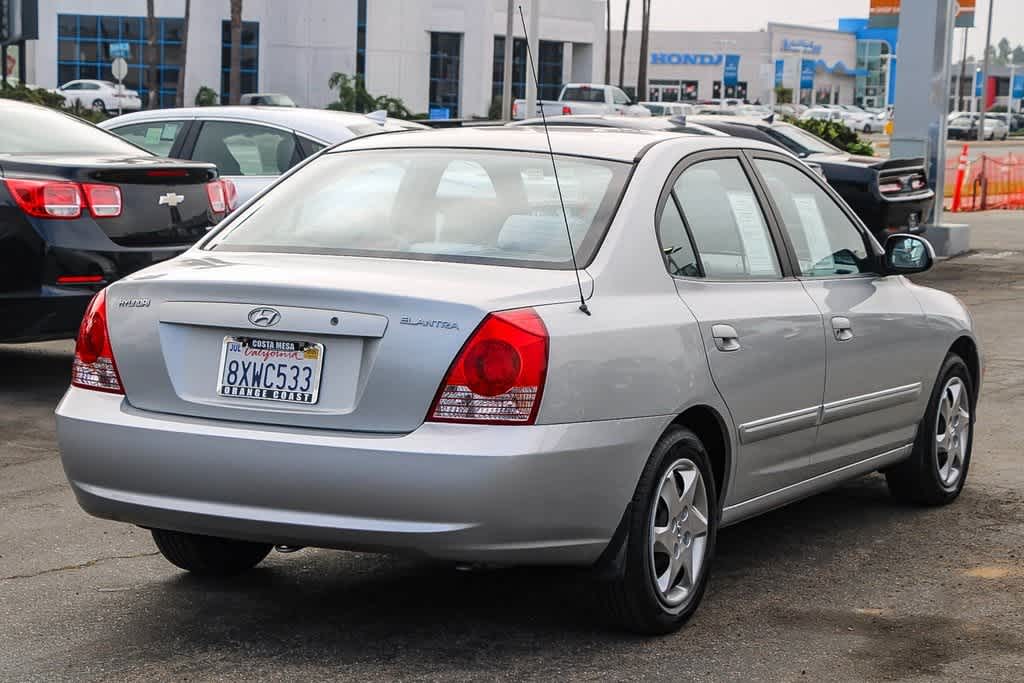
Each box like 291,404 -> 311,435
512,83 -> 651,120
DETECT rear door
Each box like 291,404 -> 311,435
749,152 -> 930,475
658,151 -> 826,506
183,120 -> 301,203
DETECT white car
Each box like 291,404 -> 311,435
800,108 -> 845,125
640,101 -> 694,117
837,105 -> 878,133
55,79 -> 142,113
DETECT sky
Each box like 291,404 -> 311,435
607,0 -> 1024,61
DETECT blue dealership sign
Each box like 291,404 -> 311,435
1013,74 -> 1024,99
723,54 -> 740,87
651,52 -> 724,66
429,106 -> 450,120
799,59 -> 815,90
974,70 -> 984,97
774,59 -> 785,87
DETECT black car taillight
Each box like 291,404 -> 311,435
5,178 -> 122,219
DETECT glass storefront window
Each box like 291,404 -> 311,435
221,20 -> 260,105
430,32 -> 462,118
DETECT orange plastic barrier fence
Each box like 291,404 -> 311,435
945,152 -> 1024,211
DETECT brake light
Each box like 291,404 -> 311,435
427,308 -> 548,424
146,169 -> 189,177
206,181 -> 227,213
71,289 -> 124,394
221,178 -> 239,211
82,183 -> 122,217
5,178 -> 82,218
562,105 -> 573,115
512,101 -> 520,118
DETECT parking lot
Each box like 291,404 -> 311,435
1,212 -> 1023,681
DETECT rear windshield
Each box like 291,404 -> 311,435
0,104 -> 147,156
562,87 -> 605,103
206,149 -> 631,269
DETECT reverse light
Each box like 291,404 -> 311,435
221,178 -> 239,211
879,181 -> 903,194
206,180 -> 227,213
83,183 -> 122,217
5,178 -> 82,218
910,177 -> 928,190
71,289 -> 124,394
427,308 -> 548,425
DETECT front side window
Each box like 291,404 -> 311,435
671,158 -> 781,280
611,87 -> 631,105
109,120 -> 186,156
754,159 -> 871,277
192,121 -> 296,176
206,149 -> 630,269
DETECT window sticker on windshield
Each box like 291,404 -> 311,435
791,193 -> 834,272
726,191 -> 776,276
160,123 -> 180,141
144,126 -> 161,144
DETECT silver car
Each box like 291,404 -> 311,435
56,127 -> 980,634
99,106 -> 427,203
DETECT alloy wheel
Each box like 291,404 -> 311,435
935,376 -> 970,489
648,457 -> 709,607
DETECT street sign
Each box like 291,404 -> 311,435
109,42 -> 130,59
111,57 -> 128,81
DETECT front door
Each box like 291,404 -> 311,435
751,154 -> 930,474
657,153 -> 827,506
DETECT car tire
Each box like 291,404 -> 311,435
91,98 -> 107,113
151,528 -> 272,576
886,353 -> 975,506
597,426 -> 718,634
863,123 -> 872,134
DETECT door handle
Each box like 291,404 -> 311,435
711,323 -> 741,352
831,316 -> 854,341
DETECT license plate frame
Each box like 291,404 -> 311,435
216,336 -> 325,405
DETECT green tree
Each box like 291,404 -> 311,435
1013,45 -> 1024,65
326,72 -> 413,118
996,38 -> 1011,66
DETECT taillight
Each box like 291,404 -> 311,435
206,180 -> 227,213
427,308 -> 548,425
221,178 -> 239,211
71,289 -> 124,394
562,105 -> 573,115
879,181 -> 902,194
82,183 -> 122,217
5,178 -> 82,218
512,101 -> 520,118
910,177 -> 927,190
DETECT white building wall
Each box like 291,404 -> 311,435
30,0 -> 604,116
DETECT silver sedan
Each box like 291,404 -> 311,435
56,127 -> 980,634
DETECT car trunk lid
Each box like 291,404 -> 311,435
1,154 -> 219,246
104,252 -> 591,433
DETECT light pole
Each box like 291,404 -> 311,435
978,0 -> 994,141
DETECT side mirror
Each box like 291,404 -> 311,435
882,234 -> 933,275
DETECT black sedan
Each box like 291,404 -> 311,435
687,116 -> 935,240
1,99 -> 231,342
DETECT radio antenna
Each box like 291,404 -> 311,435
518,4 -> 590,316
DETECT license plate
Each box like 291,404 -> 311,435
216,336 -> 324,405
907,212 -> 920,229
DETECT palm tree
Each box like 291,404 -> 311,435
228,0 -> 243,105
636,0 -> 651,101
175,0 -> 191,107
618,0 -> 630,88
604,0 -> 611,84
145,0 -> 158,108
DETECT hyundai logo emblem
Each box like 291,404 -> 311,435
248,307 -> 281,327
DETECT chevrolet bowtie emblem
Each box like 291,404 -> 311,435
158,192 -> 185,207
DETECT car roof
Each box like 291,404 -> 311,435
688,115 -> 773,128
333,125 -> 769,162
512,114 -> 727,137
100,106 -> 423,143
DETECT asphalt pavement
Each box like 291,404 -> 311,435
867,135 -> 1024,161
2,212 -> 1024,681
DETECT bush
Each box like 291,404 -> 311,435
0,81 -> 108,123
785,116 -> 875,156
326,72 -> 413,118
195,86 -> 218,106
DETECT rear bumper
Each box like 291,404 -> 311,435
56,388 -> 666,565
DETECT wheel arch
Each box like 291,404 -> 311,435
949,335 -> 981,404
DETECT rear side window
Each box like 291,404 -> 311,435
192,121 -> 298,176
206,149 -> 630,269
108,121 -> 186,156
562,87 -> 605,103
657,198 -> 700,277
671,158 -> 781,280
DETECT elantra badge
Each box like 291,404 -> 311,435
158,192 -> 185,207
248,307 -> 281,327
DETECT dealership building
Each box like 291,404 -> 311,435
8,0 -> 605,117
609,23 -> 867,107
